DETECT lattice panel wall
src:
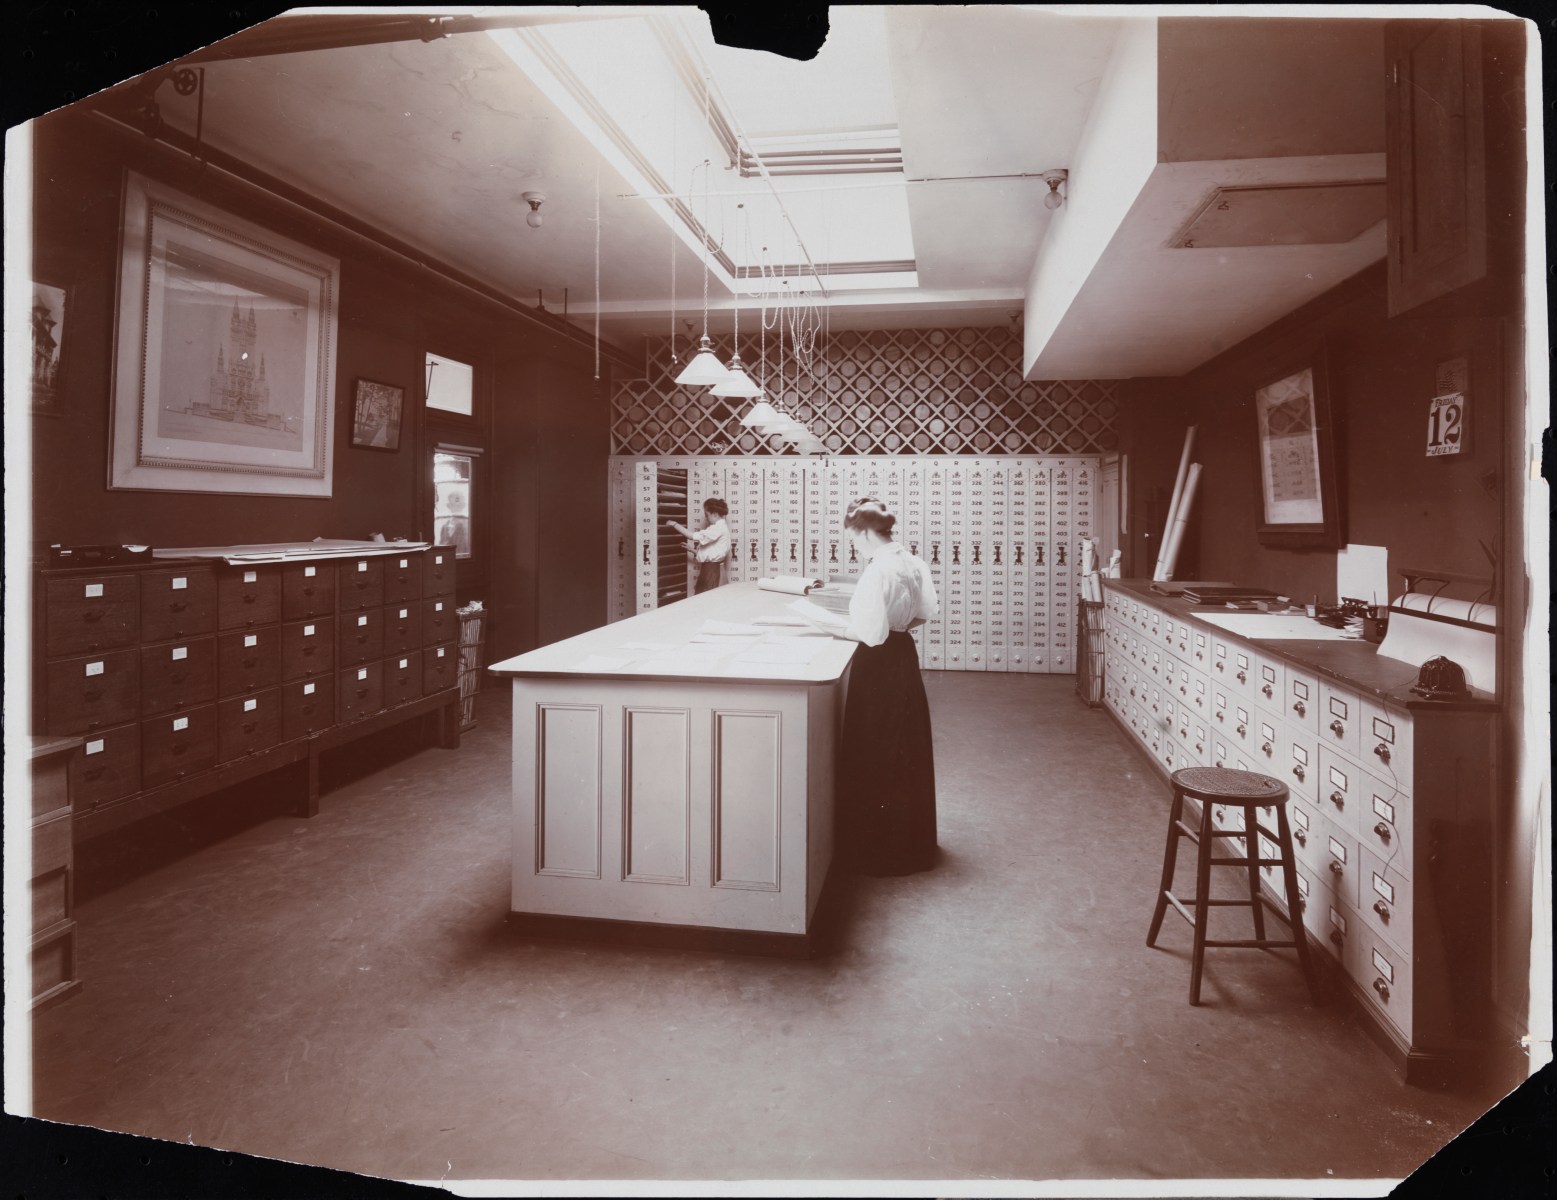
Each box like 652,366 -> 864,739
611,328 -> 1119,456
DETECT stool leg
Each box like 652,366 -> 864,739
1244,808 -> 1266,942
1146,786 -> 1185,947
1275,804 -> 1323,1004
1188,794 -> 1216,1005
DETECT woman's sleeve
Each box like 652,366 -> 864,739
915,556 -> 939,622
843,566 -> 890,647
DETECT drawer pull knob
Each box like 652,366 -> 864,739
1195,652 -> 1203,661
1374,742 -> 1392,762
83,688 -> 103,702
82,766 -> 105,781
243,593 -> 257,604
303,646 -> 316,656
356,635 -> 369,643
1329,791 -> 1344,810
1329,930 -> 1343,948
1215,711 -> 1224,722
1372,977 -> 1390,1002
302,586 -> 315,596
302,704 -> 316,716
1329,720 -> 1345,736
1294,828 -> 1308,846
241,656 -> 258,668
1261,684 -> 1274,698
1261,741 -> 1273,756
1292,701 -> 1306,717
1328,860 -> 1343,876
169,601 -> 189,613
241,721 -> 258,734
1372,900 -> 1391,923
1292,764 -> 1305,781
1373,821 -> 1391,842
1215,662 -> 1224,672
1236,724 -> 1247,736
170,671 -> 187,683
1236,671 -> 1247,683
1194,742 -> 1203,753
82,609 -> 105,623
1179,686 -> 1187,696
356,687 -> 370,698
172,743 -> 188,756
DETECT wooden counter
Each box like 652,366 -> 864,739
489,583 -> 857,951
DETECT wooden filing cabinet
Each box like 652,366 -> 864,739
34,546 -> 463,841
1102,579 -> 1499,1083
31,736 -> 83,1010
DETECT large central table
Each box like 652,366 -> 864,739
488,583 -> 857,951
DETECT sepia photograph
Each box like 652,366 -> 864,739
3,4 -> 1549,1197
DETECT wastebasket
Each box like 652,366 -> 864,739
456,602 -> 486,731
1076,597 -> 1105,707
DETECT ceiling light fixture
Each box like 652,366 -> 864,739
522,190 -> 545,228
709,200 -> 760,399
676,80 -> 727,388
1042,170 -> 1068,211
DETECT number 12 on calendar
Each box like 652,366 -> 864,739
1425,392 -> 1466,457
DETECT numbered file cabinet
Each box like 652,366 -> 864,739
33,546 -> 464,843
1101,580 -> 1500,1083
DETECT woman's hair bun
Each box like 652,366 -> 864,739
845,497 -> 896,534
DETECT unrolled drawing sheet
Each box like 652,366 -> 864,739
1336,543 -> 1390,607
757,575 -> 824,595
696,620 -> 769,636
788,598 -> 848,630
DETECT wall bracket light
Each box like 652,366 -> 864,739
522,190 -> 545,228
1042,170 -> 1068,211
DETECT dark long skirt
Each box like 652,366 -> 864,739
694,561 -> 723,593
836,630 -> 938,876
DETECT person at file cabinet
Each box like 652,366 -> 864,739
806,497 -> 940,877
666,498 -> 730,594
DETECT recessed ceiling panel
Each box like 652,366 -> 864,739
1170,182 -> 1386,249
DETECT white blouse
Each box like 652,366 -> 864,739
844,541 -> 939,647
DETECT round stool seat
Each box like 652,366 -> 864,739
1171,767 -> 1288,802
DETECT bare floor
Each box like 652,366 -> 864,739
27,673 -> 1513,1189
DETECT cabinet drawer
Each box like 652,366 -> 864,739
140,637 -> 217,716
1186,626 -> 1211,671
1316,747 -> 1365,837
423,550 -> 456,597
1297,801 -> 1358,910
1284,723 -> 1319,804
32,867 -> 71,937
382,554 -> 424,604
337,557 -> 385,612
71,725 -> 141,810
283,676 -> 336,741
1252,655 -> 1282,708
141,705 -> 219,788
1351,920 -> 1412,1040
1284,664 -> 1320,731
384,603 -> 423,656
1318,681 -> 1362,759
282,617 -> 335,681
1181,668 -> 1210,722
1250,708 -> 1281,772
1358,768 -> 1412,868
384,650 -> 423,707
1359,845 -> 1412,951
217,627 -> 282,698
32,927 -> 76,1004
340,609 -> 384,667
46,649 -> 140,735
423,642 -> 457,692
45,574 -> 138,656
1360,699 -> 1413,792
33,809 -> 72,878
1169,619 -> 1193,658
338,663 -> 384,724
422,597 -> 456,645
139,567 -> 216,642
282,561 -> 337,619
218,567 -> 282,629
218,688 -> 283,764
31,745 -> 71,820
1212,638 -> 1254,699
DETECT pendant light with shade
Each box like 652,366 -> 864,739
709,199 -> 761,400
740,251 -> 780,430
674,156 -> 727,387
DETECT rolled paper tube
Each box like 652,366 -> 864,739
1155,426 -> 1198,580
1158,462 -> 1202,582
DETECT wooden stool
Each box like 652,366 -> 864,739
1146,767 -> 1322,1006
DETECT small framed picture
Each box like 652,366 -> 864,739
351,377 -> 405,451
31,278 -> 68,414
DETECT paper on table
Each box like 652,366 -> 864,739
649,641 -> 726,656
750,616 -> 812,627
734,641 -> 825,665
690,633 -> 761,645
757,575 -> 823,595
573,655 -> 635,672
1336,543 -> 1389,607
616,641 -> 676,651
788,598 -> 848,628
696,619 -> 769,636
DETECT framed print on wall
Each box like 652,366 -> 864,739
31,278 -> 68,414
108,171 -> 340,496
351,378 -> 404,451
1253,348 -> 1344,548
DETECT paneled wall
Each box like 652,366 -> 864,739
611,329 -> 1119,456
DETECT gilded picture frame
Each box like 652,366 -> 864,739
108,171 -> 340,496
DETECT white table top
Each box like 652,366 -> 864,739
489,582 -> 859,684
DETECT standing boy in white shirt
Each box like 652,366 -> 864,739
666,497 -> 730,594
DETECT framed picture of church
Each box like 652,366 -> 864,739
108,171 -> 341,496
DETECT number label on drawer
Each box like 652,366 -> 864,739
304,566 -> 316,578
1236,705 -> 1249,725
1214,743 -> 1228,765
1292,744 -> 1309,767
435,602 -> 445,612
357,668 -> 369,681
399,658 -> 409,669
85,661 -> 104,676
1372,793 -> 1396,823
85,583 -> 104,598
303,682 -> 316,695
1328,764 -> 1348,791
245,634 -> 258,647
1329,908 -> 1347,935
1371,872 -> 1395,904
172,576 -> 188,590
1259,721 -> 1276,742
304,624 -> 316,637
244,571 -> 257,584
1329,696 -> 1350,720
1215,694 -> 1227,712
173,716 -> 189,731
1372,716 -> 1397,744
1215,645 -> 1226,663
434,554 -> 444,566
357,615 -> 368,627
357,561 -> 368,573
1295,873 -> 1310,900
1260,665 -> 1278,688
1328,836 -> 1347,864
244,698 -> 258,712
172,646 -> 188,661
1294,807 -> 1310,832
1371,948 -> 1395,983
399,608 -> 409,619
86,739 -> 104,755
399,558 -> 409,569
436,647 -> 446,659
1293,680 -> 1310,701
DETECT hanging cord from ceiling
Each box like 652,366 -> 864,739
594,155 -> 601,382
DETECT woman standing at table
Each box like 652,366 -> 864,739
818,497 -> 940,876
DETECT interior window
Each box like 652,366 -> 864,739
425,352 -> 474,416
433,446 -> 480,559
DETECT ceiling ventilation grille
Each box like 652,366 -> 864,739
1170,181 -> 1386,249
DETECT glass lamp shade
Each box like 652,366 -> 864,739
740,398 -> 780,428
765,413 -> 804,440
675,336 -> 729,387
709,354 -> 764,399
